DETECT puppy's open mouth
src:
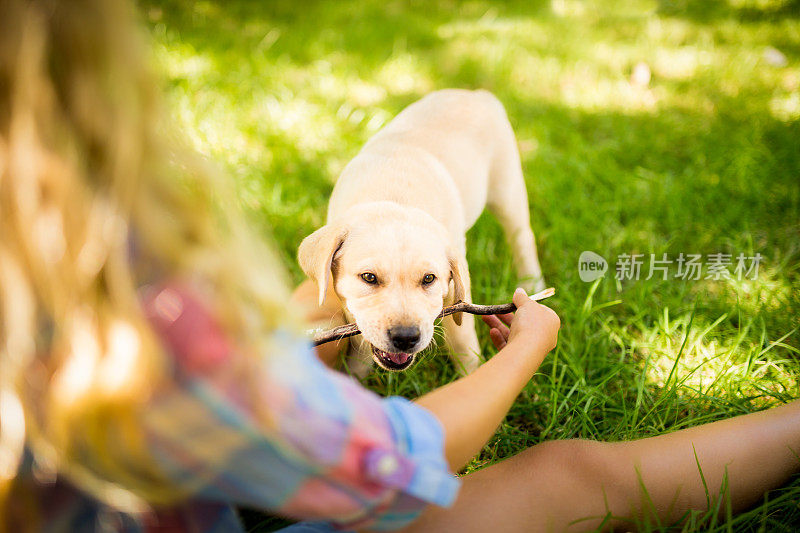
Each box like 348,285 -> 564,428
371,345 -> 414,371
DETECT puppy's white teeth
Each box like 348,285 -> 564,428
371,346 -> 412,366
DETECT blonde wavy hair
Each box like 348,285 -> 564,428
0,0 -> 295,521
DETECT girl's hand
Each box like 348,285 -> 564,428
481,288 -> 560,352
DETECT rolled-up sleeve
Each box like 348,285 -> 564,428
364,397 -> 459,530
140,284 -> 459,531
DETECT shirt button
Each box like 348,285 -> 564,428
375,454 -> 399,477
363,448 -> 410,487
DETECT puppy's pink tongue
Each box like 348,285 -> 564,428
388,352 -> 410,365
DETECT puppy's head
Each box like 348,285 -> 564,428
298,202 -> 465,371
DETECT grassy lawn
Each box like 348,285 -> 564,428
139,0 -> 800,530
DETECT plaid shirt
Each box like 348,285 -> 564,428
9,283 -> 459,532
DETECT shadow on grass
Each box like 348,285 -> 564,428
141,0 -> 551,70
659,0 -> 800,23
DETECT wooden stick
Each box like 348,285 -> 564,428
308,287 -> 555,346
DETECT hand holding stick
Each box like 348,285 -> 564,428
308,287 -> 555,346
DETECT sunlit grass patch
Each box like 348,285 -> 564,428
636,308 -> 799,403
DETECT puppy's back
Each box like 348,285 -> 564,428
337,90 -> 509,220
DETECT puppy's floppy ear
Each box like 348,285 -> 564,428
298,223 -> 346,306
448,254 -> 467,326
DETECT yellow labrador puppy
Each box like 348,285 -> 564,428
298,89 -> 544,375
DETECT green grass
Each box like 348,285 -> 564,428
139,0 -> 800,530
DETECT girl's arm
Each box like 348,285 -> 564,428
416,288 -> 560,471
141,282 -> 459,531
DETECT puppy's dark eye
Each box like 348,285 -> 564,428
422,273 -> 436,285
360,272 -> 378,284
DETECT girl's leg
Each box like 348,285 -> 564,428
403,400 -> 800,532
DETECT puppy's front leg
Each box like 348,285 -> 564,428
346,337 -> 374,378
291,279 -> 347,369
443,313 -> 481,376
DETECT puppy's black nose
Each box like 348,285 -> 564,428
389,326 -> 420,352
